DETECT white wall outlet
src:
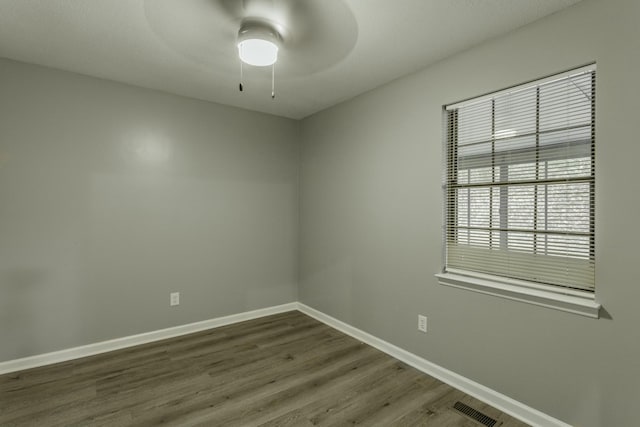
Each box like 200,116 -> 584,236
418,315 -> 427,333
170,292 -> 180,306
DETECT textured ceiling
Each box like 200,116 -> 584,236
0,0 -> 583,119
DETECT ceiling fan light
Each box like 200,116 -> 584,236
238,38 -> 278,67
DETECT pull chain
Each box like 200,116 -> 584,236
271,63 -> 276,99
237,48 -> 276,98
239,57 -> 244,92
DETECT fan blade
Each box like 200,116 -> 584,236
144,0 -> 358,77
145,0 -> 238,67
276,0 -> 358,76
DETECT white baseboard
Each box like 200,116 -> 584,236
0,302 -> 298,375
297,302 -> 570,427
0,301 -> 568,427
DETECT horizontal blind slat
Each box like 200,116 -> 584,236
444,66 -> 595,292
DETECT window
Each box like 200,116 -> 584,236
437,65 -> 600,318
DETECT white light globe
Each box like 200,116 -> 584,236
238,39 -> 278,67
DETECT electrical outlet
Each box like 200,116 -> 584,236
170,292 -> 180,306
418,315 -> 427,333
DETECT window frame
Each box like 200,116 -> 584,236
436,64 -> 600,318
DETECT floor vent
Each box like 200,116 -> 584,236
453,401 -> 498,427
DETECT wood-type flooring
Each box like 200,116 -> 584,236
0,311 -> 529,426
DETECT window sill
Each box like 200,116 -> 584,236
435,271 -> 601,318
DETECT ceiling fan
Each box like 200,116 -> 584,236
144,0 -> 358,98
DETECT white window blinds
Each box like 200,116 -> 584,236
444,65 -> 596,292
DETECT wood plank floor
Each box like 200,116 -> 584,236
0,311 -> 529,426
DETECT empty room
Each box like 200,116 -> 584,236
1,0 -> 638,426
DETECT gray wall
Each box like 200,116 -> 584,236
3,0 -> 639,425
0,59 -> 299,362
299,0 -> 640,426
